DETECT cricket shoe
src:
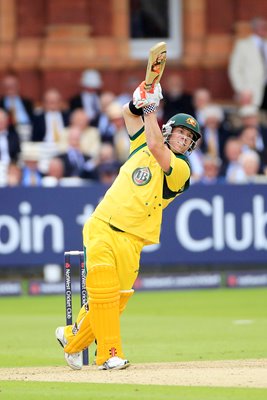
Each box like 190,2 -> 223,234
64,352 -> 83,370
55,326 -> 83,371
99,356 -> 130,370
55,326 -> 67,348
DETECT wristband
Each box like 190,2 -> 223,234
143,104 -> 157,115
129,100 -> 144,116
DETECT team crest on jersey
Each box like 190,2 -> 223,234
186,117 -> 197,127
132,167 -> 152,186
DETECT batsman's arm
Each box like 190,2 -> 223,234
122,102 -> 144,137
143,112 -> 171,173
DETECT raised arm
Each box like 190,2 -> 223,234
142,108 -> 171,173
130,80 -> 171,172
122,102 -> 144,137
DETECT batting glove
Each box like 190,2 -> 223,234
133,81 -> 163,109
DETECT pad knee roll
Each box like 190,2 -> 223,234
88,265 -> 120,306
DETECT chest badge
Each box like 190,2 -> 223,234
132,167 -> 152,186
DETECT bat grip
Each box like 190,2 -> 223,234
144,83 -> 154,92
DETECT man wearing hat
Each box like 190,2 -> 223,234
69,69 -> 103,127
20,142 -> 43,186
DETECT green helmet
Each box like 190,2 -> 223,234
162,113 -> 201,142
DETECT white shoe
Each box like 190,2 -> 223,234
99,356 -> 130,370
55,326 -> 82,370
55,326 -> 67,348
64,352 -> 83,370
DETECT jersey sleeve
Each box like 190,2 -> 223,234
129,126 -> 146,154
164,152 -> 190,192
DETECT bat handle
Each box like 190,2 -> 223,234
144,81 -> 156,92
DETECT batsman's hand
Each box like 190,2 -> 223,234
133,81 -> 163,109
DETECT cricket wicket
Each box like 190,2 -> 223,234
64,250 -> 89,365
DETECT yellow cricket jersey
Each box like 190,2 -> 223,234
93,126 -> 190,244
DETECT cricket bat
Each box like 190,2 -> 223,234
144,41 -> 167,92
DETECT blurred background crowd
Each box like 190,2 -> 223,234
1,12 -> 267,188
1,68 -> 267,188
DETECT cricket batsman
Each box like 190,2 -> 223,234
56,77 -> 202,370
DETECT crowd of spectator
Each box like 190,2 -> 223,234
0,69 -> 126,187
1,15 -> 267,189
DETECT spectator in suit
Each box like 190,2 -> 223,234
42,157 -> 65,187
97,142 -> 117,165
238,125 -> 266,173
57,126 -> 93,179
97,161 -> 120,186
237,105 -> 267,151
239,125 -> 262,152
228,17 -> 267,111
0,109 -> 20,164
97,91 -> 117,142
31,89 -> 69,144
69,69 -> 103,127
198,155 -> 225,185
200,104 -> 231,162
188,140 -> 205,183
6,161 -> 22,186
0,72 -> 34,130
85,142 -> 121,183
162,73 -> 194,123
60,108 -> 101,160
232,150 -> 262,183
221,137 -> 243,182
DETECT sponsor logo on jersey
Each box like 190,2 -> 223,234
132,167 -> 152,186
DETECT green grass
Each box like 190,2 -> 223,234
125,288 -> 267,362
0,381 -> 267,400
1,288 -> 266,366
0,288 -> 266,399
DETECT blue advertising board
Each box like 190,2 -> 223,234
0,183 -> 267,266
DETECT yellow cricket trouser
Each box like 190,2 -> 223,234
64,216 -> 144,365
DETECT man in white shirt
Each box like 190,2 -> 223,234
228,17 -> 267,110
